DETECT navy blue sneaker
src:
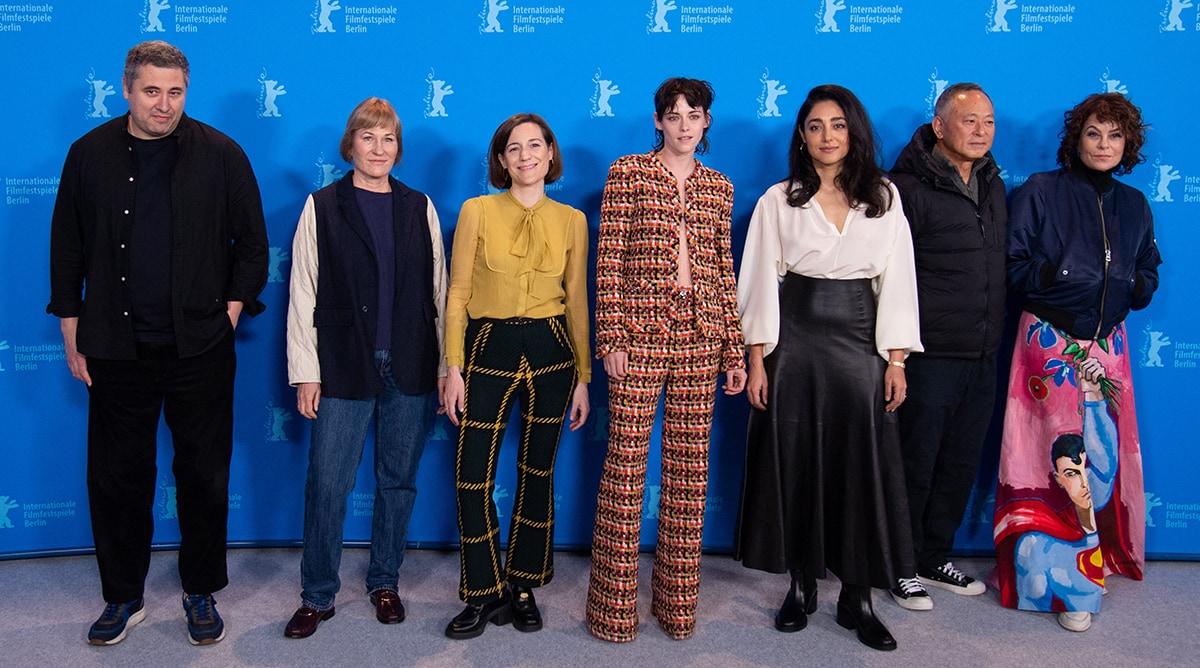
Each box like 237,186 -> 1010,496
88,599 -> 146,645
182,593 -> 225,645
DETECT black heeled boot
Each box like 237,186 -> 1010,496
509,584 -> 543,632
836,584 -> 896,651
444,591 -> 513,640
775,570 -> 818,632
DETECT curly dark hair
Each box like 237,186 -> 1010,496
784,84 -> 891,218
487,112 -> 563,190
652,77 -> 715,155
1056,93 -> 1148,175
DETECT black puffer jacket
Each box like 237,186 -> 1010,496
889,124 -> 1007,359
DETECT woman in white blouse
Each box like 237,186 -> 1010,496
733,84 -> 922,652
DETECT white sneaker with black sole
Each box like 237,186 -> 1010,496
889,577 -> 933,611
917,561 -> 986,595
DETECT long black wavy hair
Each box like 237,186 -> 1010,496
784,84 -> 891,218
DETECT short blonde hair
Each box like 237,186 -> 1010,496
339,97 -> 402,163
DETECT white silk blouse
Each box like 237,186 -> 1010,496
737,180 -> 923,359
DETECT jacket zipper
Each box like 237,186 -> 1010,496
1093,192 -> 1111,341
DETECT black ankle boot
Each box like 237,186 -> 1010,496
509,584 -> 543,632
836,584 -> 896,651
444,592 -> 513,640
774,570 -> 818,632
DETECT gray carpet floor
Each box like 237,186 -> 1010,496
1,548 -> 1197,667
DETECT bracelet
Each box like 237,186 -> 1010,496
888,360 -> 906,369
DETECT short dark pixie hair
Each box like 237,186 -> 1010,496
339,97 -> 402,164
652,77 -> 715,155
1056,93 -> 1148,175
123,40 -> 189,90
487,113 -> 563,190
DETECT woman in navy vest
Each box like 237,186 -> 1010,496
283,97 -> 448,639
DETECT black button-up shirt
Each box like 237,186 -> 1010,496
47,114 -> 269,359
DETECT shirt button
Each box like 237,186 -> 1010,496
1062,270 -> 1069,275
122,311 -> 129,317
124,210 -> 130,215
361,306 -> 368,312
129,177 -> 134,182
120,244 -> 126,249
121,276 -> 126,281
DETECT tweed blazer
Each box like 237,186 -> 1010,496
594,152 -> 745,371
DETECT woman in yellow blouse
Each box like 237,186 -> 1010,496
441,113 -> 590,640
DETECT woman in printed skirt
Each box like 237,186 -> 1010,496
993,92 -> 1161,633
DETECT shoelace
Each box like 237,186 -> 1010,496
939,562 -> 968,582
99,602 -> 122,621
186,596 -> 213,621
895,577 -> 925,595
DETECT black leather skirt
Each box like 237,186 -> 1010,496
733,273 -> 913,588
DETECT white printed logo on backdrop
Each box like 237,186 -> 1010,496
315,154 -> 345,189
141,0 -> 170,33
312,0 -> 342,33
1141,322 -> 1173,368
1160,0 -> 1193,31
480,0 -> 510,33
265,399 -> 295,442
85,70 -> 117,119
0,495 -> 17,528
924,68 -> 949,120
268,247 -> 290,283
590,69 -> 621,118
1099,67 -> 1129,95
1146,492 -> 1164,526
158,478 -> 178,519
257,71 -> 287,118
1150,156 -> 1182,203
424,70 -> 454,118
0,339 -> 8,372
987,0 -> 1017,32
815,0 -> 845,32
647,0 -> 677,33
757,69 -> 788,118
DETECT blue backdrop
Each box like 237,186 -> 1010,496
1,1 -> 1196,560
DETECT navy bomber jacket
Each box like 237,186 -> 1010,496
1006,167 -> 1162,340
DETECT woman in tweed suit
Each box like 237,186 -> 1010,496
586,77 -> 746,643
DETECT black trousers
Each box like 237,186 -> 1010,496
896,354 -> 996,573
85,330 -> 236,603
454,317 -> 576,604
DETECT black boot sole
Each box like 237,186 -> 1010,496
445,602 -> 514,640
836,602 -> 897,652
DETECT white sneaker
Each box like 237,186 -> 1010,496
889,577 -> 933,611
917,561 -> 986,596
1058,611 -> 1091,632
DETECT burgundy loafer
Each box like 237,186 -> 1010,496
370,590 -> 405,625
284,605 -> 335,638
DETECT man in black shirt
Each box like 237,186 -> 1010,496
47,40 -> 268,646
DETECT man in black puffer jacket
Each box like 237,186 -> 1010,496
887,83 -> 1006,612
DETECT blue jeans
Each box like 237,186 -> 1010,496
300,350 -> 435,611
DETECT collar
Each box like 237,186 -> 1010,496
1068,161 -> 1115,194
